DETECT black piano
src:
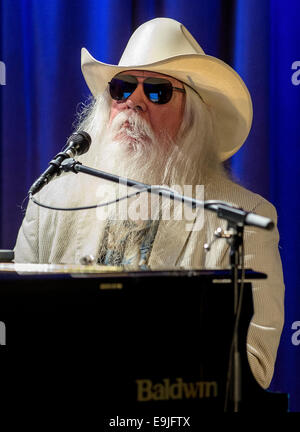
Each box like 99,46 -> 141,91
0,264 -> 288,422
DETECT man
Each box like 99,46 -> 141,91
14,18 -> 284,390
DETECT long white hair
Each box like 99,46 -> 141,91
74,85 -> 228,189
70,85 -> 230,264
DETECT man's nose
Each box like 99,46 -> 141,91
125,83 -> 147,112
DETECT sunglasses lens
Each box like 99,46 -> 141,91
109,75 -> 137,100
109,75 -> 175,104
144,77 -> 173,104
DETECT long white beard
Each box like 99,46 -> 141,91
78,110 -> 189,264
77,108 -> 207,225
73,99 -> 224,264
91,110 -> 175,186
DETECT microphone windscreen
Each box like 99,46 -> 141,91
66,131 -> 91,156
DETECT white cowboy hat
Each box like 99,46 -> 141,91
81,17 -> 252,161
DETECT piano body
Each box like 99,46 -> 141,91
0,264 -> 288,416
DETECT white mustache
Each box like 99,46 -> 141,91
110,111 -> 155,143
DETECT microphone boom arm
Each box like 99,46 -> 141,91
60,157 -> 274,231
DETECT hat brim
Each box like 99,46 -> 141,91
81,48 -> 252,161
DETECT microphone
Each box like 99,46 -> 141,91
28,131 -> 91,196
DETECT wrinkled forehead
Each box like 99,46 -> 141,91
116,69 -> 183,87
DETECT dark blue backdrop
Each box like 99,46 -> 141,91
1,0 -> 300,411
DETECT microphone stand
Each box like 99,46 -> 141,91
57,157 -> 272,412
58,158 -> 274,229
218,211 -> 245,412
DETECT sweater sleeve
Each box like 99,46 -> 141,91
242,199 -> 285,389
14,198 -> 40,263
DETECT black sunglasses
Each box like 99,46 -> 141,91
108,74 -> 186,105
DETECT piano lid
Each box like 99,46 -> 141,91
0,262 -> 267,280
